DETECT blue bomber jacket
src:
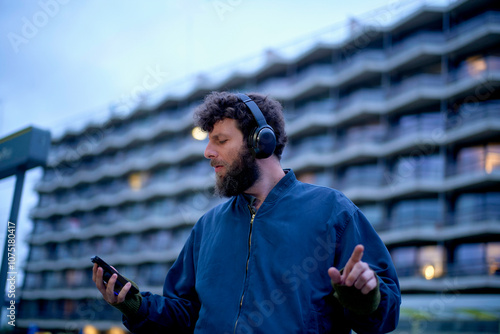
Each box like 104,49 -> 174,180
123,170 -> 400,333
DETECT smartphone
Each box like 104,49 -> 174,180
91,255 -> 139,299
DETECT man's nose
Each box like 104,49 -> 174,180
204,142 -> 217,159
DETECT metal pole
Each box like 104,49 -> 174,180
0,168 -> 26,299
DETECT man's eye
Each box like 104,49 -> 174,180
219,140 -> 228,144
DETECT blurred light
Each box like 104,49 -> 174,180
485,152 -> 500,174
487,242 -> 500,275
108,327 -> 126,334
128,172 -> 149,191
423,264 -> 435,280
490,263 -> 499,275
466,55 -> 487,76
83,325 -> 99,334
297,172 -> 316,184
192,127 -> 207,141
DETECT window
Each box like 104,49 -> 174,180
344,122 -> 386,146
24,272 -> 43,289
418,245 -> 445,280
148,230 -> 173,251
170,227 -> 193,250
454,243 -> 486,276
457,143 -> 500,174
455,192 -> 500,224
99,237 -> 118,255
125,202 -> 147,220
19,300 -> 38,318
391,247 -> 417,277
117,234 -> 141,252
63,299 -> 77,319
486,242 -> 500,275
128,171 -> 151,191
395,112 -> 443,138
65,269 -> 85,288
358,204 -> 384,229
391,198 -> 441,228
392,154 -> 444,183
148,263 -> 170,286
341,163 -> 384,188
44,271 -> 64,289
120,265 -> 139,284
293,133 -> 336,155
297,171 -> 334,187
150,198 -> 174,216
55,243 -> 71,260
33,220 -> 53,234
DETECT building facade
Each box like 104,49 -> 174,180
19,0 -> 500,332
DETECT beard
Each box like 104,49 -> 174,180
213,145 -> 260,197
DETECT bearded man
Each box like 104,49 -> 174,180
93,92 -> 401,334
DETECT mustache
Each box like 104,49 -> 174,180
210,160 -> 227,168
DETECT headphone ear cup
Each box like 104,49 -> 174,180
251,125 -> 276,159
236,93 -> 277,159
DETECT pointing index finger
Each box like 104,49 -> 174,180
343,244 -> 365,279
350,244 -> 364,263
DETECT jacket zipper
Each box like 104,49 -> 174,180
234,205 -> 256,334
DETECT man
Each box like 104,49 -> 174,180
93,92 -> 401,333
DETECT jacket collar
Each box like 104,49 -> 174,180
239,169 -> 297,207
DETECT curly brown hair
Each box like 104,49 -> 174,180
193,91 -> 288,159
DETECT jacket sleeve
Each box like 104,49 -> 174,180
122,230 -> 200,334
333,208 -> 401,334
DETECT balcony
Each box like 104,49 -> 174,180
25,246 -> 183,273
391,240 -> 500,292
267,11 -> 500,103
30,198 -> 221,245
398,275 -> 500,292
285,98 -> 337,134
31,171 -> 214,219
285,98 -> 499,173
36,139 -> 207,193
379,194 -> 500,245
390,30 -> 445,58
48,106 -> 196,167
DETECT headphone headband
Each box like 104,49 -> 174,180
236,93 -> 268,128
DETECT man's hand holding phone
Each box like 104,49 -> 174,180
91,256 -> 139,305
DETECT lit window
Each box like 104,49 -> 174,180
487,242 -> 500,275
418,245 -> 445,279
128,171 -> 150,191
297,172 -> 316,184
83,325 -> 99,334
108,327 -> 126,334
466,55 -> 487,76
485,152 -> 500,174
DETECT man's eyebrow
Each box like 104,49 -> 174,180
210,133 -> 228,140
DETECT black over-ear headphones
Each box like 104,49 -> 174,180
236,93 -> 277,159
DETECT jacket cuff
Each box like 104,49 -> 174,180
111,293 -> 143,318
109,277 -> 142,318
332,270 -> 381,315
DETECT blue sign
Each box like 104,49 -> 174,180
0,126 -> 51,179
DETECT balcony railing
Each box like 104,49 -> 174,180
446,100 -> 500,130
448,11 -> 500,39
390,30 -> 445,56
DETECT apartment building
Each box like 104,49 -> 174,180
19,0 -> 500,332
